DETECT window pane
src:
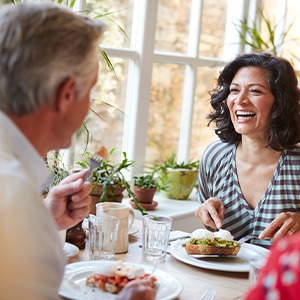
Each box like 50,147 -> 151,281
155,0 -> 190,53
74,58 -> 128,163
190,66 -> 221,160
199,0 -> 227,58
145,63 -> 185,164
282,2 -> 300,69
85,0 -> 133,48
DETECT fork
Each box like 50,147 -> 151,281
84,153 -> 103,180
201,289 -> 217,300
238,235 -> 271,243
67,153 -> 103,204
150,262 -> 158,277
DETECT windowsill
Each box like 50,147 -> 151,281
124,189 -> 204,232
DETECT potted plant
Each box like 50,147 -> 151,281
133,174 -> 158,204
44,150 -> 70,194
153,153 -> 200,200
79,148 -> 146,215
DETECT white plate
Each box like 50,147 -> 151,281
63,243 -> 80,259
169,239 -> 270,272
59,261 -> 182,300
82,218 -> 139,236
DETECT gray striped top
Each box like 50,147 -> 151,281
197,140 -> 300,248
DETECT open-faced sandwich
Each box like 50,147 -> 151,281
183,228 -> 241,256
86,260 -> 157,294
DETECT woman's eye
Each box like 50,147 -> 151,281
230,88 -> 239,93
250,89 -> 262,94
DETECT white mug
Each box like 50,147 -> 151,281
96,202 -> 135,253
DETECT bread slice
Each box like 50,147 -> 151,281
185,243 -> 240,256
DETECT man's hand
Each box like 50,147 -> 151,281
259,212 -> 300,241
44,170 -> 92,230
195,197 -> 224,229
115,279 -> 156,300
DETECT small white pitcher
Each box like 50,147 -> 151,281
96,202 -> 135,253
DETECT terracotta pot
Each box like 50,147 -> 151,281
89,184 -> 125,215
133,186 -> 157,204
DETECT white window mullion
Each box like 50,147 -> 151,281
244,0 -> 261,53
122,0 -> 158,176
73,0 -> 86,11
223,0 -> 249,60
99,47 -> 139,60
274,0 -> 288,55
177,0 -> 203,163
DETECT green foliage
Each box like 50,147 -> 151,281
133,174 -> 157,189
155,171 -> 169,192
86,149 -> 147,215
235,9 -> 299,61
89,150 -> 135,188
44,151 -> 70,192
47,167 -> 70,192
152,153 -> 199,192
57,0 -> 77,8
152,153 -> 200,173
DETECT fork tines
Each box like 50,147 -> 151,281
84,153 -> 103,180
201,289 -> 217,300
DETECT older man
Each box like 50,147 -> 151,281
0,2 -> 101,299
0,2 -> 155,300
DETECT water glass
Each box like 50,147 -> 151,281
249,253 -> 267,288
142,214 -> 172,262
96,202 -> 135,253
89,215 -> 119,260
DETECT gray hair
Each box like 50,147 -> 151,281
0,2 -> 106,116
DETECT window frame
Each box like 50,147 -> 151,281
70,0 -> 289,177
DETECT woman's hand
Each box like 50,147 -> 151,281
259,212 -> 300,241
195,197 -> 224,229
44,170 -> 92,230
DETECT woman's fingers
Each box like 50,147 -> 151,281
195,197 -> 224,229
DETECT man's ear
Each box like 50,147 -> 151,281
54,77 -> 76,113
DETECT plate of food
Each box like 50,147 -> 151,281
169,229 -> 270,272
63,243 -> 80,259
59,260 -> 182,300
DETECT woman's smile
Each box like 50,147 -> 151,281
227,66 -> 274,137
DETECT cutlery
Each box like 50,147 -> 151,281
84,153 -> 103,180
67,153 -> 103,205
201,289 -> 217,300
238,235 -> 271,243
150,262 -> 158,278
190,254 -> 236,258
67,153 -> 103,204
169,235 -> 191,242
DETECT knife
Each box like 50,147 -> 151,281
169,235 -> 191,242
190,254 -> 236,258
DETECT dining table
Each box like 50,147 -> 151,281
63,219 -> 251,300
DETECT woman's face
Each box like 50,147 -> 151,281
227,66 -> 275,140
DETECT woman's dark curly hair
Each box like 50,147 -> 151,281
208,52 -> 300,151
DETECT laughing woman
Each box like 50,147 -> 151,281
195,52 -> 300,248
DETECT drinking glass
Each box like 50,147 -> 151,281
249,253 -> 267,287
88,215 -> 119,260
96,202 -> 134,253
142,214 -> 172,262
